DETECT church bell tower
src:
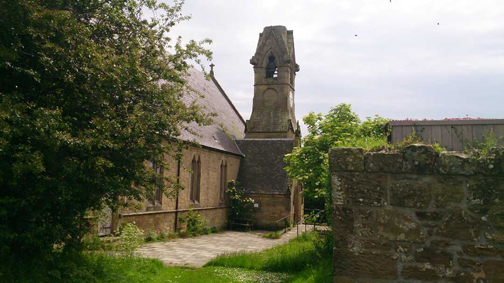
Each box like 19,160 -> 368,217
245,26 -> 300,138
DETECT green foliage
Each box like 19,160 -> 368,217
117,222 -> 143,256
465,129 -> 503,157
304,210 -> 325,225
144,230 -> 177,243
227,180 -> 254,220
179,209 -> 210,237
2,233 -> 331,283
81,235 -> 107,251
261,231 -> 282,239
391,130 -> 445,154
1,251 -> 293,283
284,103 -> 388,214
0,0 -> 212,257
207,231 -> 332,280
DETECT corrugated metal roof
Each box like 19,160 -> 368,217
179,68 -> 245,156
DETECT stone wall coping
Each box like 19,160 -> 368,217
329,144 -> 504,176
119,206 -> 229,218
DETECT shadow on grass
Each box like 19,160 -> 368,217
1,231 -> 332,283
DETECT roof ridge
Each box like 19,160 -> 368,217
210,75 -> 246,126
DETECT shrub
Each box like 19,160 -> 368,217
144,231 -> 156,243
81,235 -> 106,251
227,180 -> 254,222
117,222 -> 143,256
179,209 -> 210,237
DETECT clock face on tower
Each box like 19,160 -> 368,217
263,89 -> 278,107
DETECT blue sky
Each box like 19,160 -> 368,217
165,0 -> 504,135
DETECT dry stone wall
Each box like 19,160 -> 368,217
330,144 -> 504,282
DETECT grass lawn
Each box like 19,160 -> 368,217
206,231 -> 332,283
1,231 -> 332,283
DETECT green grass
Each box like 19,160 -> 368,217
1,253 -> 290,283
261,231 -> 282,239
1,231 -> 332,283
206,231 -> 332,282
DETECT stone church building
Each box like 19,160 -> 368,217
108,26 -> 303,234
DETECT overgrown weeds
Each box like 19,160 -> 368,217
464,129 -> 503,158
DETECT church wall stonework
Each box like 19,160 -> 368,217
330,145 -> 504,282
246,193 -> 293,229
115,146 -> 241,233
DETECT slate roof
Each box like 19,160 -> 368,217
179,68 -> 245,155
235,139 -> 294,195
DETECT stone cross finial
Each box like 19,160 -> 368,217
210,63 -> 215,77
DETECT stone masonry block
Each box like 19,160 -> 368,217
337,173 -> 388,207
415,211 -> 445,222
439,151 -> 474,175
414,247 -> 453,267
332,172 -> 350,206
432,176 -> 465,208
365,151 -> 403,173
329,148 -> 365,172
402,264 -> 455,281
403,144 -> 437,174
333,206 -> 354,249
462,245 -> 504,257
389,176 -> 431,209
467,178 -> 504,210
333,249 -> 397,280
437,208 -> 481,242
482,260 -> 504,282
377,210 -> 426,243
355,209 -> 375,238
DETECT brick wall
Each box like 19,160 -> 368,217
330,145 -> 504,282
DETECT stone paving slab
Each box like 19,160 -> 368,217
137,225 -> 317,267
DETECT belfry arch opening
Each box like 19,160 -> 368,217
265,54 -> 278,78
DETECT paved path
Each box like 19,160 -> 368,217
137,225 -> 317,267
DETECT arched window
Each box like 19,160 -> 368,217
219,160 -> 228,202
190,156 -> 201,203
265,54 -> 277,78
148,160 -> 163,206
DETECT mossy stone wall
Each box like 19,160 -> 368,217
330,145 -> 504,282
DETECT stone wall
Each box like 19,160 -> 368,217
116,207 -> 229,233
247,193 -> 293,229
330,145 -> 504,282
115,146 -> 240,233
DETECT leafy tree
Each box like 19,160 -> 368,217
0,0 -> 211,257
284,104 -> 388,216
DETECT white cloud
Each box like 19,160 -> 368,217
160,0 -> 504,135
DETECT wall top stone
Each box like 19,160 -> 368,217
329,144 -> 504,176
329,147 -> 365,172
